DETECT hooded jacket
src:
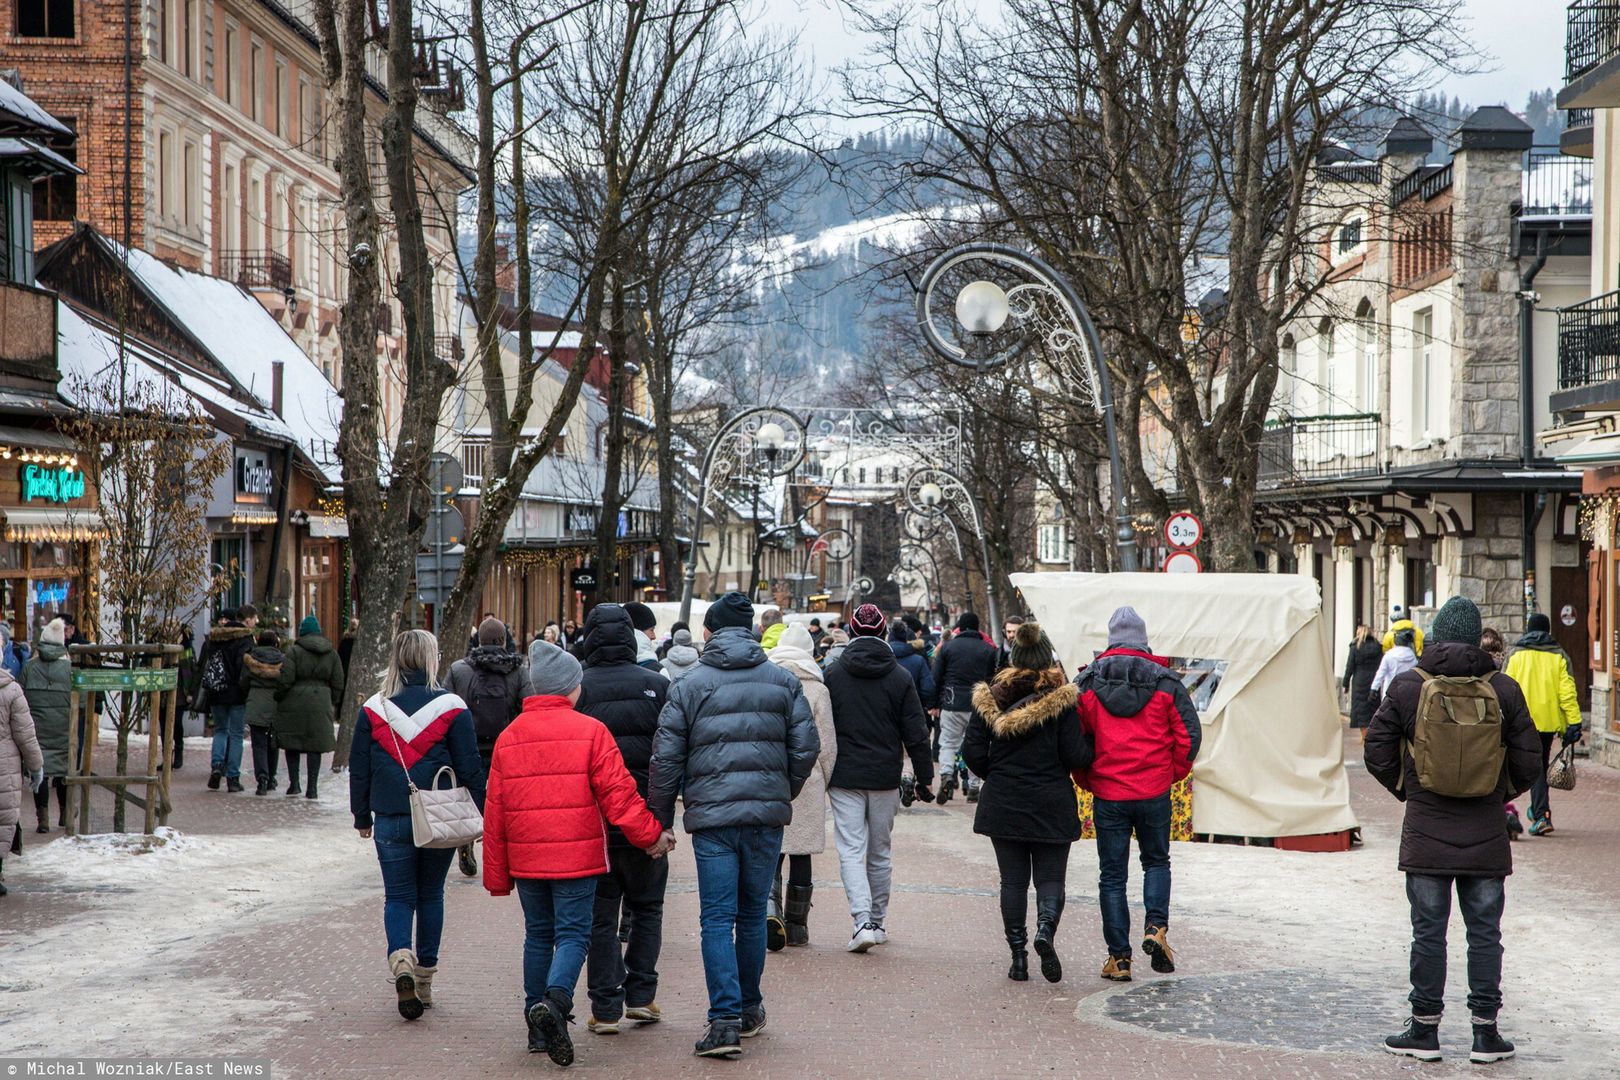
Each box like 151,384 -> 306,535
824,635 -> 934,791
22,641 -> 72,776
760,621 -> 786,652
482,694 -> 665,892
1342,635 -> 1383,728
770,640 -> 838,856
890,634 -> 938,710
576,604 -> 669,848
274,634 -> 346,753
1364,641 -> 1542,877
0,668 -> 42,833
1071,647 -> 1201,802
1371,644 -> 1418,698
933,629 -> 998,712
1382,619 -> 1424,656
648,626 -> 819,833
197,623 -> 255,708
634,631 -> 662,671
962,667 -> 1092,843
239,646 -> 285,728
448,645 -> 530,751
349,672 -> 485,831
1502,632 -> 1581,735
661,630 -> 701,682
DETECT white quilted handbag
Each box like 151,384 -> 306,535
387,728 -> 484,848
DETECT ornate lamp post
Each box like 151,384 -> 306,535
679,407 -> 806,626
916,242 -> 1138,571
797,526 -> 854,610
904,466 -> 1000,633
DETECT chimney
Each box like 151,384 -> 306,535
271,360 -> 285,417
1379,115 -> 1433,185
495,240 -> 517,302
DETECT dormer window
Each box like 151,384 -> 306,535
1337,215 -> 1364,255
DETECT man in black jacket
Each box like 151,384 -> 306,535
648,592 -> 818,1059
1365,596 -> 1541,1066
824,604 -> 934,954
932,612 -> 998,804
576,604 -> 671,1035
447,616 -> 529,878
199,607 -> 256,793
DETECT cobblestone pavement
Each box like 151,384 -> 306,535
2,730 -> 1617,1078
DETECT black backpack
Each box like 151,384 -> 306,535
465,663 -> 517,745
200,645 -> 232,694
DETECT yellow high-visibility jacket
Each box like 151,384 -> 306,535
1503,639 -> 1581,735
1382,619 -> 1424,656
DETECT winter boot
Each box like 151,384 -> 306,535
1101,955 -> 1132,981
254,780 -> 268,797
1142,926 -> 1176,973
1383,1016 -> 1442,1062
694,1019 -> 742,1059
389,949 -> 423,1021
1031,896 -> 1063,983
766,870 -> 787,952
739,1004 -> 767,1038
1505,806 -> 1523,839
458,843 -> 479,878
226,777 -> 244,793
415,965 -> 436,1008
1470,1017 -> 1515,1063
784,884 -> 813,947
35,804 -> 49,834
1005,926 -> 1030,982
936,766 -> 957,805
527,990 -> 576,1066
207,770 -> 222,790
964,775 -> 981,803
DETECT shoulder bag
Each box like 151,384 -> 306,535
1546,743 -> 1577,792
386,723 -> 484,848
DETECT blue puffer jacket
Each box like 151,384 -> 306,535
648,627 -> 819,833
348,671 -> 486,831
890,636 -> 937,710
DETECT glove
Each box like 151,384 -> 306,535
913,782 -> 934,804
1563,722 -> 1584,746
28,767 -> 44,793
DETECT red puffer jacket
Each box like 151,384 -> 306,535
483,695 -> 664,895
1070,648 -> 1202,802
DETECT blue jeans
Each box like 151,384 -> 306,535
1094,793 -> 1172,959
209,704 -> 246,779
373,813 -> 456,966
692,826 -> 783,1021
517,877 -> 598,1015
1406,874 -> 1505,1020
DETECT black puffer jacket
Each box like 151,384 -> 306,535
1364,641 -> 1542,877
648,627 -> 818,833
825,635 -> 934,791
578,605 -> 668,846
1342,636 -> 1383,728
962,667 -> 1092,843
447,646 -> 530,752
933,629 -> 998,712
197,623 -> 254,708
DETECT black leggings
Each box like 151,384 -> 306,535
775,852 -> 812,887
285,750 -> 322,794
992,838 -> 1070,928
34,776 -> 67,820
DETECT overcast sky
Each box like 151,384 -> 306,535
768,0 -> 1567,117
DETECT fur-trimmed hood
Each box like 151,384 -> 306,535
243,648 -> 284,678
971,667 -> 1078,738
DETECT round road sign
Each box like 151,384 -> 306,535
1164,512 -> 1203,549
1163,550 -> 1202,574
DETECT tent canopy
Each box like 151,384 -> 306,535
1010,572 -> 1357,838
643,600 -> 710,633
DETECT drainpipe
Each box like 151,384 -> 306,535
1520,230 -> 1548,619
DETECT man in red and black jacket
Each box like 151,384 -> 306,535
1071,605 -> 1201,983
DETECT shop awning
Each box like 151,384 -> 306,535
2,507 -> 104,541
1553,430 -> 1620,466
306,514 -> 349,538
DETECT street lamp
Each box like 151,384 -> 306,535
904,466 -> 1000,634
797,526 -> 854,610
679,406 -> 807,626
916,242 -> 1138,571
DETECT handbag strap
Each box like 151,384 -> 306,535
383,721 -> 422,794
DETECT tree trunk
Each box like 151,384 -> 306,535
592,280 -> 630,604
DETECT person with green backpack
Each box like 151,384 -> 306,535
1365,596 -> 1542,1066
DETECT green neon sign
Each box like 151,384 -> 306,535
21,464 -> 86,504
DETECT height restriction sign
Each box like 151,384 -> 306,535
1164,512 -> 1203,550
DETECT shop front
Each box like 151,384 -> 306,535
0,426 -> 101,642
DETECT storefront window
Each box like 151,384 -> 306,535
0,543 -> 23,571
212,536 -> 246,614
30,542 -> 71,568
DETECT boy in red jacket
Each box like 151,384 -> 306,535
1072,606 -> 1201,983
484,641 -> 674,1067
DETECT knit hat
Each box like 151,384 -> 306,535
704,591 -> 754,631
1430,596 -> 1482,645
298,615 -> 321,638
40,618 -> 65,647
828,628 -> 849,645
625,601 -> 657,633
671,627 -> 695,648
955,612 -> 980,633
477,616 -> 507,647
889,622 -> 910,643
850,603 -> 887,637
1526,612 -> 1551,634
1106,606 -> 1150,652
1009,620 -> 1056,672
528,639 -> 583,696
779,624 -> 814,653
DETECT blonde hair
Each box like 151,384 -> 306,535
382,629 -> 441,698
1354,623 -> 1372,645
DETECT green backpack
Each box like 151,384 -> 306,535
1404,669 -> 1506,798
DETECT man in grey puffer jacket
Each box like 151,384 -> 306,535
648,591 -> 818,1060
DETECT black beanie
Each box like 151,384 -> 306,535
955,612 -> 980,633
1527,612 -> 1551,634
704,591 -> 754,631
624,601 -> 657,633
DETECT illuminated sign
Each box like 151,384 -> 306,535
235,449 -> 274,504
20,464 -> 86,504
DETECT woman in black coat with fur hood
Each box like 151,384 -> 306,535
962,621 -> 1092,984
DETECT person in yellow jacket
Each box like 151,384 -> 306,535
759,607 -> 786,651
1381,605 -> 1424,656
1503,613 -> 1583,836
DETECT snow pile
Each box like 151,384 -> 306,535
23,826 -> 206,882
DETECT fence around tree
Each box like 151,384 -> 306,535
64,643 -> 182,836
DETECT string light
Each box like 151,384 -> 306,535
1578,493 -> 1619,543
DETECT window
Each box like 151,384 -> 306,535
247,173 -> 263,247
223,25 -> 239,106
299,79 -> 321,157
1355,301 -> 1376,411
212,537 -> 247,614
1279,334 -> 1296,413
1037,524 -> 1069,565
1316,318 -> 1336,414
16,0 -> 75,36
275,61 -> 288,137
857,467 -> 866,484
1414,308 -> 1438,437
182,140 -> 199,227
181,0 -> 195,77
249,41 -> 263,123
158,131 -> 175,221
221,161 -> 240,250
31,115 -> 76,221
1337,215 -> 1363,255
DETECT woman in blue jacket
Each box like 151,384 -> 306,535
350,629 -> 485,1021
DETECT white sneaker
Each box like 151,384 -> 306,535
873,925 -> 888,945
847,922 -> 880,953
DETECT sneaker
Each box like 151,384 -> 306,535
226,777 -> 245,793
254,781 -> 268,796
624,1002 -> 662,1024
1383,1017 -> 1442,1062
965,778 -> 980,804
899,774 -> 916,807
1528,815 -> 1554,837
457,844 -> 478,878
873,925 -> 888,946
694,1019 -> 743,1059
846,922 -> 880,953
1101,955 -> 1132,982
527,997 -> 575,1066
936,767 -> 956,805
1470,1020 -> 1515,1064
207,771 -> 222,790
739,1005 -> 766,1038
1142,926 -> 1176,973
587,1016 -> 620,1035
1505,808 -> 1523,840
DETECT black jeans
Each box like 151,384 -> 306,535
1528,731 -> 1557,823
34,776 -> 67,823
249,726 -> 279,785
991,837 -> 1071,929
587,845 -> 670,1021
284,750 -> 321,795
776,852 -> 812,887
1406,873 -> 1505,1020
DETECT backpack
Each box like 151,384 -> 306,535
1406,669 -> 1506,798
200,645 -> 232,694
465,663 -> 517,745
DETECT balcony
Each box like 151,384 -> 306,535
1562,106 -> 1595,157
1560,4 -> 1620,110
1552,290 -> 1620,414
1521,149 -> 1593,217
1258,414 -> 1382,488
220,250 -> 293,291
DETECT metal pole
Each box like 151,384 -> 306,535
677,471 -> 710,628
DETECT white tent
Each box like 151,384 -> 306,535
643,600 -> 710,632
1010,572 -> 1358,839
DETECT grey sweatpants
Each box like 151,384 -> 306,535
937,709 -> 977,780
828,787 -> 901,930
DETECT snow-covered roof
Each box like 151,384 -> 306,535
0,137 -> 79,175
0,79 -> 72,137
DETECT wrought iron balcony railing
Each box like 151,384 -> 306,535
1258,414 -> 1382,486
220,250 -> 293,291
1558,289 -> 1620,390
1567,3 -> 1620,82
1522,148 -> 1594,216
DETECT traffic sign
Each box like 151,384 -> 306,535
424,503 -> 465,548
1163,550 -> 1202,574
427,452 -> 464,496
1164,512 -> 1203,549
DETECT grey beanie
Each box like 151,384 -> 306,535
1430,596 -> 1482,645
527,639 -> 583,697
1107,605 -> 1150,652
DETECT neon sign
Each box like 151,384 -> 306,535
20,464 -> 86,504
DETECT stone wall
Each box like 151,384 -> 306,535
1449,146 -> 1526,460
1455,492 -> 1525,627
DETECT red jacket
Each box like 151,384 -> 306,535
1070,648 -> 1202,802
483,695 -> 664,895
